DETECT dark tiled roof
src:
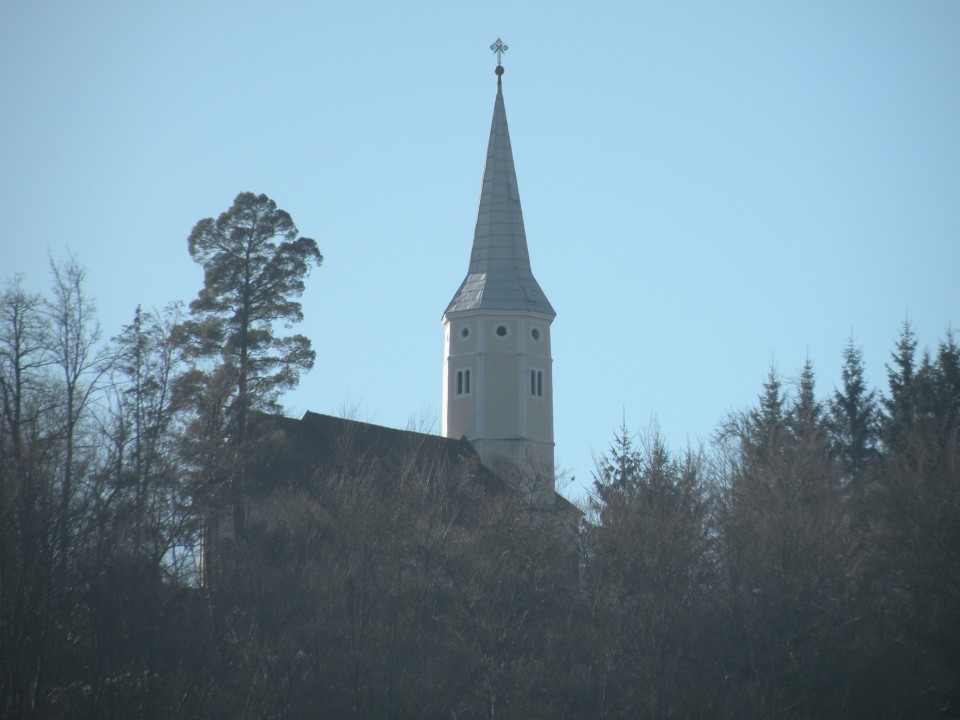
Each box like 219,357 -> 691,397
246,411 -> 578,515
247,411 -> 502,492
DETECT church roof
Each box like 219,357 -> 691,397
246,411 -> 578,514
248,411 -> 499,489
444,69 -> 555,318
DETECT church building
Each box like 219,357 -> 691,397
209,44 -> 566,568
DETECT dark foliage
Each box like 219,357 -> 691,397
3,245 -> 958,718
175,191 -> 322,447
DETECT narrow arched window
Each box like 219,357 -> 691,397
456,369 -> 472,396
530,369 -> 543,397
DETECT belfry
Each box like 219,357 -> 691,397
442,40 -> 556,502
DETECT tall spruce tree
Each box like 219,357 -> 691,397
883,320 -> 918,451
934,330 -> 960,436
177,192 -> 322,446
590,422 -> 644,509
724,366 -> 788,466
827,338 -> 880,481
789,357 -> 823,441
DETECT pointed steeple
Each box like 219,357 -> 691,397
441,44 -> 557,503
444,62 -> 555,318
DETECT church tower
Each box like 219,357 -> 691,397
442,41 -> 556,501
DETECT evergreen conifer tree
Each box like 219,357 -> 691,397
883,320 -> 918,451
177,192 -> 323,447
827,338 -> 880,480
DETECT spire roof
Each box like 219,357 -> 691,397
444,65 -> 555,318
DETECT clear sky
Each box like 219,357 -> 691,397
2,1 -> 958,500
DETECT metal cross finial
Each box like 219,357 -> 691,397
490,38 -> 508,66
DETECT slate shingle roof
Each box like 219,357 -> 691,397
445,76 -> 555,318
247,411 -> 577,514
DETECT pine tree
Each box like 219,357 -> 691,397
934,330 -> 960,436
717,366 -> 788,473
175,192 -> 322,585
177,192 -> 323,447
827,338 -> 880,480
755,367 -> 786,429
590,421 -> 643,510
788,357 -> 823,441
883,320 -> 918,451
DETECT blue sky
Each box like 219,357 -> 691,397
2,1 -> 958,500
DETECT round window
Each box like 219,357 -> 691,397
496,325 -> 507,337
531,328 -> 540,341
460,327 -> 470,339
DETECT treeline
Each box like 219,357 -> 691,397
1,192 -> 326,719
582,328 -> 960,719
2,193 -> 958,718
